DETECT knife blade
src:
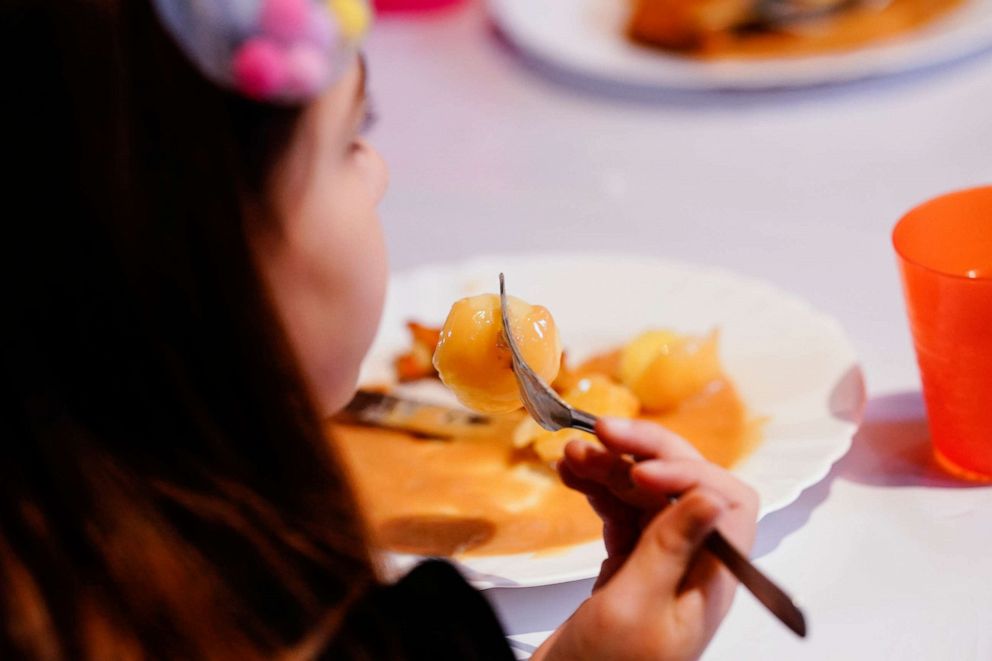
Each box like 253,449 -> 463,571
333,389 -> 501,439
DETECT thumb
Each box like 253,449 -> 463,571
609,489 -> 726,600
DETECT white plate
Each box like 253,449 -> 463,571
359,253 -> 865,588
488,0 -> 992,90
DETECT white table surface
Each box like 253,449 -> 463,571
363,3 -> 992,658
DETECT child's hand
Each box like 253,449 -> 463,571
533,418 -> 759,661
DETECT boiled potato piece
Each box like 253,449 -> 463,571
619,329 -> 721,412
514,375 -> 640,462
433,294 -> 561,414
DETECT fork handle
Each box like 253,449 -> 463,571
703,530 -> 806,636
570,409 -> 598,434
569,408 -> 806,637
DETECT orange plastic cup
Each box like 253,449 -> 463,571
893,186 -> 992,481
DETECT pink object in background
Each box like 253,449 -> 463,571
373,0 -> 466,13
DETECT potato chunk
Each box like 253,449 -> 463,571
433,294 -> 562,414
514,375 -> 640,462
619,329 -> 721,412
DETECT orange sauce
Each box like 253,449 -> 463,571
329,375 -> 761,558
682,0 -> 963,59
651,378 -> 764,467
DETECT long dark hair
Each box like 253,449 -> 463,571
0,0 -> 376,657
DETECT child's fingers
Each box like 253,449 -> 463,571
595,418 -> 703,462
630,460 -> 758,620
563,439 -> 635,490
607,488 -> 727,602
558,459 -> 640,556
563,440 -> 663,509
631,459 -> 759,514
676,543 -> 739,628
633,459 -> 760,560
600,515 -> 639,558
594,553 -> 631,591
566,438 -> 733,512
559,460 -> 636,520
557,454 -> 599,494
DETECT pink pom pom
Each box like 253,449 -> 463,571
232,38 -> 287,99
260,0 -> 312,42
284,44 -> 328,97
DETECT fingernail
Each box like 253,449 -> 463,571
628,462 -> 660,485
697,489 -> 731,517
684,498 -> 723,538
569,438 -> 596,451
600,417 -> 632,432
564,438 -> 594,459
631,460 -> 665,477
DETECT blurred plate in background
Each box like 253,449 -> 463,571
489,0 -> 992,90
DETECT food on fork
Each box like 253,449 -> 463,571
513,374 -> 640,462
432,293 -> 562,414
619,329 -> 721,412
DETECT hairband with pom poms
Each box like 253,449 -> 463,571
152,0 -> 371,103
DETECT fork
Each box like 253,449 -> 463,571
498,273 -> 807,638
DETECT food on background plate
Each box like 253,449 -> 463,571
628,0 -> 753,50
627,0 -> 966,59
432,293 -> 562,414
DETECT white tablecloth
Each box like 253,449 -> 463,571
364,4 -> 992,658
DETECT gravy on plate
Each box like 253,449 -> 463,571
330,377 -> 761,558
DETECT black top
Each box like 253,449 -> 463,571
322,560 -> 518,660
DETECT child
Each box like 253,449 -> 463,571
0,0 -> 758,658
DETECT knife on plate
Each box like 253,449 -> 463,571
333,389 -> 501,439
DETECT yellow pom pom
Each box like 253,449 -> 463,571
330,0 -> 371,39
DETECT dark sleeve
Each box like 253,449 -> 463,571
322,560 -> 518,661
